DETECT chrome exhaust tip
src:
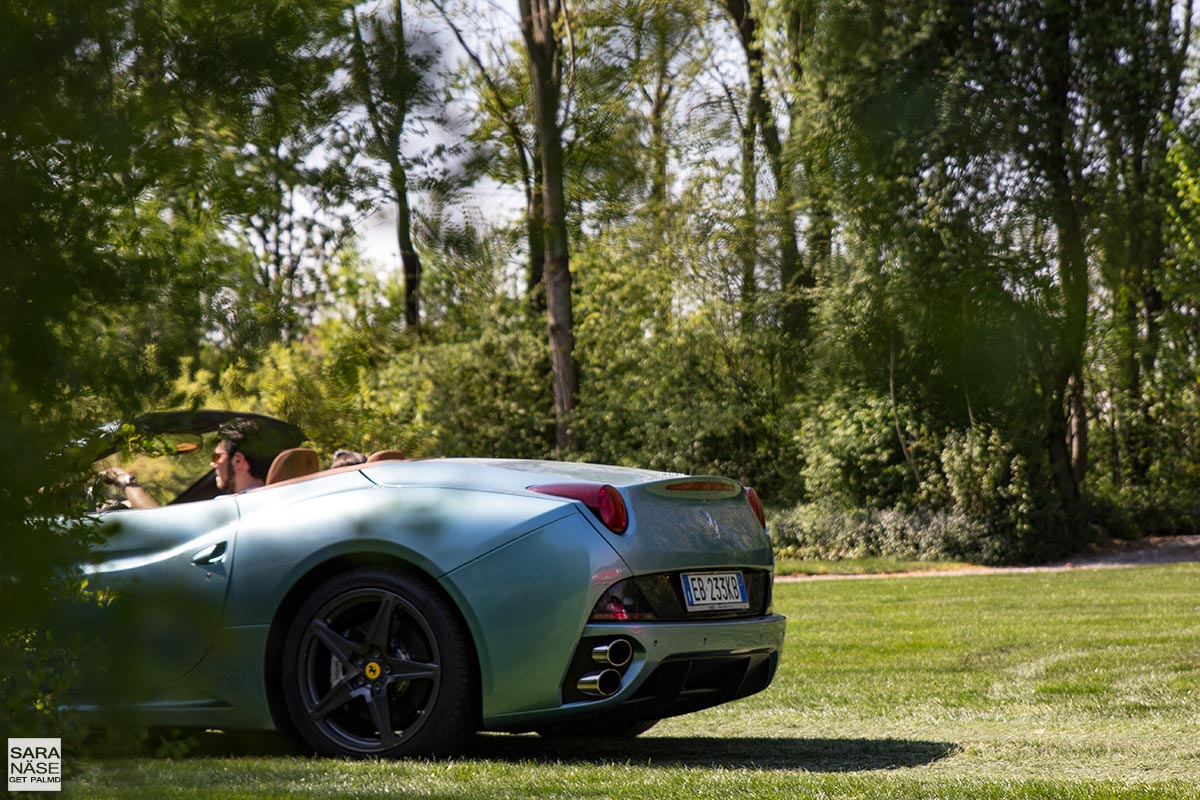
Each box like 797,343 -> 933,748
576,669 -> 623,698
591,638 -> 633,668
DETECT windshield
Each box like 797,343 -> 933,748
95,432 -> 215,506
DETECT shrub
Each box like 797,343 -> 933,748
776,422 -> 1093,566
940,425 -> 1089,563
1086,482 -> 1200,539
797,390 -> 937,511
770,503 -> 984,563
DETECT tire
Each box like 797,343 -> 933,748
280,568 -> 477,757
536,718 -> 659,739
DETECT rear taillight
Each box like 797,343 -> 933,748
530,482 -> 629,534
745,486 -> 766,529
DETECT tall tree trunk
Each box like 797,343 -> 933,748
527,155 -> 547,312
641,19 -> 672,209
391,160 -> 422,330
785,1 -> 832,286
1095,0 -> 1192,485
1039,1 -> 1089,501
520,0 -> 578,455
739,110 -> 758,332
429,0 -> 545,314
350,3 -> 424,330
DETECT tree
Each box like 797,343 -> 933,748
995,0 -> 1093,498
721,0 -> 810,366
211,0 -> 359,353
349,0 -> 437,331
0,0 -> 380,730
790,0 -> 1094,554
519,0 -> 580,454
1089,0 -> 1195,485
431,0 -> 548,309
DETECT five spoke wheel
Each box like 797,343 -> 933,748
281,569 -> 476,757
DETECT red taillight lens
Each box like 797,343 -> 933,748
595,485 -> 628,533
530,482 -> 629,534
745,486 -> 766,529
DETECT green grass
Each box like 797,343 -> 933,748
65,564 -> 1200,799
774,555 -> 974,576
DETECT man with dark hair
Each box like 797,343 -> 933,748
211,418 -> 271,494
105,417 -> 271,508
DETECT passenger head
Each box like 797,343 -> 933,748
330,449 -> 367,469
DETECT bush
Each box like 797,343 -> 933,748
940,426 -> 1090,564
771,503 -> 984,563
776,422 -> 1094,566
797,390 -> 942,511
1086,482 -> 1200,539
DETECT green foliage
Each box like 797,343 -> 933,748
796,391 -> 927,510
771,504 -> 983,563
783,400 -> 1092,564
174,240 -> 556,462
177,312 -> 556,463
1084,374 -> 1200,538
939,426 -> 1088,564
0,0 -> 361,735
570,201 -> 803,500
0,0 -> 180,734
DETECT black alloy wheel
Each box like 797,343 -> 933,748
280,568 -> 477,757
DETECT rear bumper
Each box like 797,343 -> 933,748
484,613 -> 786,729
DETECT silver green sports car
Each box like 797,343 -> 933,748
73,411 -> 785,757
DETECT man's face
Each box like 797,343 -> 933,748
212,443 -> 236,491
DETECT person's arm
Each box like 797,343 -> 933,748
102,468 -> 160,509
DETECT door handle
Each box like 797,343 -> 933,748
192,541 -> 227,566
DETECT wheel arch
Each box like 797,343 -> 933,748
262,552 -> 481,738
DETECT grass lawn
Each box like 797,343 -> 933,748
774,555 -> 975,576
65,564 -> 1200,799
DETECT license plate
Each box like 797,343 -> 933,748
681,571 -> 749,612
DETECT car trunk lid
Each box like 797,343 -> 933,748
534,474 -> 773,574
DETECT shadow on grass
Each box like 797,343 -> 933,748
148,730 -> 957,773
464,733 -> 959,772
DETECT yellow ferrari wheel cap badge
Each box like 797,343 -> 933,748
364,661 -> 381,680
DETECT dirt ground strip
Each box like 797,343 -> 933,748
777,534 -> 1200,581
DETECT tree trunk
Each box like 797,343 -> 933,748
1096,0 -> 1191,485
527,154 -> 546,311
392,160 -> 422,330
1039,3 -> 1089,502
428,0 -> 544,315
350,4 -> 423,331
786,1 -> 832,288
644,24 -> 671,209
520,0 -> 578,455
738,110 -> 757,332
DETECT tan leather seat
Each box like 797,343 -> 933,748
366,449 -> 406,462
266,447 -> 320,484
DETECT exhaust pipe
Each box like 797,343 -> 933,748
591,638 -> 633,668
576,669 -> 623,698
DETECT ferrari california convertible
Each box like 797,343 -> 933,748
73,411 -> 785,757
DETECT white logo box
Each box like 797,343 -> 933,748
8,738 -> 62,793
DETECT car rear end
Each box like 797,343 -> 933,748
507,468 -> 785,731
